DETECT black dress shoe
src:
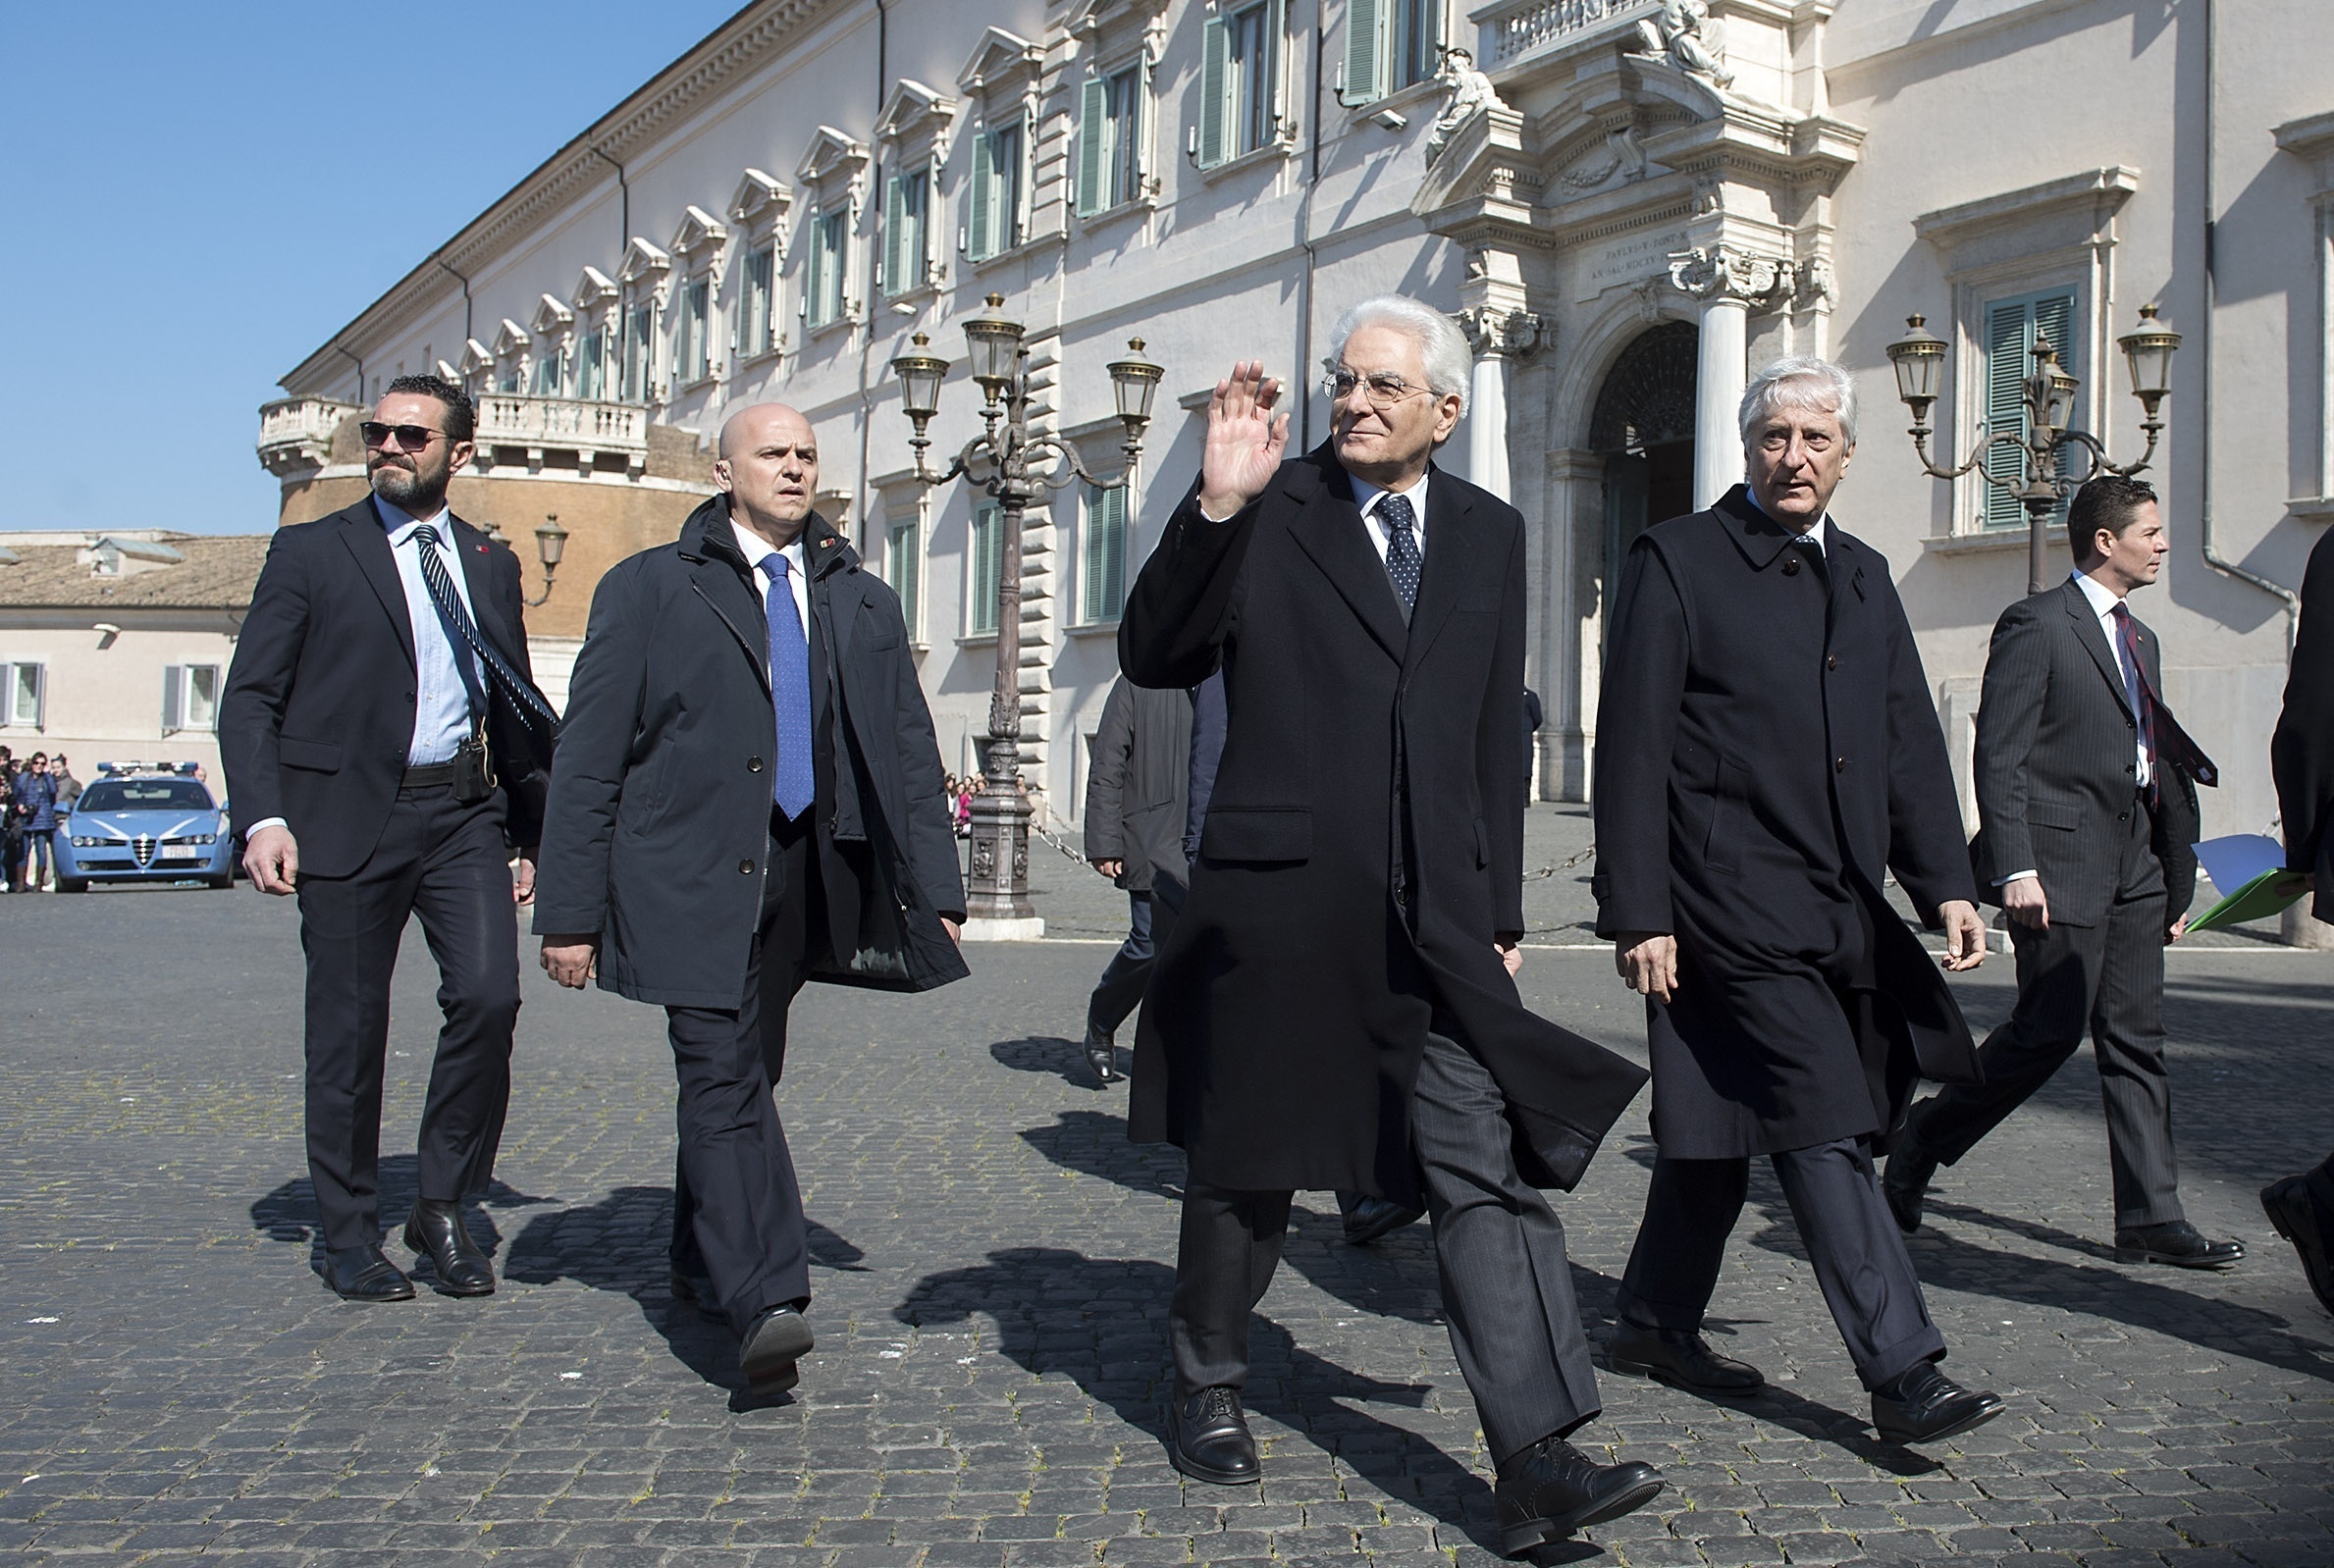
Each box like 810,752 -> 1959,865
1493,1436 -> 1664,1556
1341,1196 -> 1424,1246
1168,1385 -> 1259,1486
739,1304 -> 814,1394
668,1267 -> 725,1324
1871,1360 -> 2003,1445
1608,1323 -> 1764,1396
2114,1220 -> 2244,1270
2261,1169 -> 2334,1315
1882,1139 -> 1939,1235
1083,1022 -> 1119,1085
323,1244 -> 415,1303
402,1199 -> 495,1296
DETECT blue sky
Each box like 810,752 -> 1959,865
0,2 -> 742,536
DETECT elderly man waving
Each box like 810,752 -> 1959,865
1120,297 -> 1656,1555
1594,357 -> 2003,1447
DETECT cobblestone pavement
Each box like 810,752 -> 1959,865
2,809 -> 2330,1566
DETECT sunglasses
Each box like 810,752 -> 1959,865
360,422 -> 451,451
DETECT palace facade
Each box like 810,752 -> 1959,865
258,0 -> 2334,846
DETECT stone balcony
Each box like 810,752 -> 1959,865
256,397 -> 362,478
473,394 -> 649,476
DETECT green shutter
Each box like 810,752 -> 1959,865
1200,15 -> 1230,167
161,666 -> 183,734
1079,76 -> 1108,217
1085,484 -> 1127,622
1982,299 -> 2029,531
968,130 -> 995,260
1344,0 -> 1383,105
883,174 -> 906,294
972,504 -> 999,635
891,517 -> 921,634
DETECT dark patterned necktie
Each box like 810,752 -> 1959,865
1379,493 -> 1421,618
409,524 -> 561,740
761,554 -> 817,820
2110,601 -> 2159,803
1790,532 -> 1827,582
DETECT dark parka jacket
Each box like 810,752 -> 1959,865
1082,676 -> 1194,893
1593,487 -> 1982,1160
532,499 -> 967,1010
1120,446 -> 1647,1206
2276,526 -> 2334,922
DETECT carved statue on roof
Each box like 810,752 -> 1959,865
1425,47 -> 1507,163
1628,0 -> 1733,90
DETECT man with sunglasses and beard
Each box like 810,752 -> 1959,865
223,375 -> 557,1303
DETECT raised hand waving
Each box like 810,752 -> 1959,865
1196,360 -> 1290,520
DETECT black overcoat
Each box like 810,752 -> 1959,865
221,497 -> 550,878
1119,445 -> 1647,1205
532,498 -> 968,1011
1592,486 -> 1981,1160
2275,527 -> 2334,921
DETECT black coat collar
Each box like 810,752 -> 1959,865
1279,443 -> 1482,666
1713,484 -> 1867,604
680,493 -> 854,580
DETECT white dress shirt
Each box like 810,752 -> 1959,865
1996,570 -> 2156,889
731,516 -> 811,670
1347,470 -> 1431,567
1743,486 -> 1831,555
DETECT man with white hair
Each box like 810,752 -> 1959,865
1593,357 -> 2006,1447
1121,297 -> 1659,1550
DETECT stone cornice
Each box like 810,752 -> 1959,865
281,0 -> 845,391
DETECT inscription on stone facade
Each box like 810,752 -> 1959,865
1575,226 -> 1691,300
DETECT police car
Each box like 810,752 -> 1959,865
55,762 -> 237,892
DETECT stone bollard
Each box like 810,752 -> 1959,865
2280,900 -> 2334,949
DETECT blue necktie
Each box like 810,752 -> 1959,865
1379,493 -> 1421,618
763,553 -> 817,820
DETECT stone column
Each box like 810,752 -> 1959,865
1668,246 -> 1789,509
1456,305 -> 1545,502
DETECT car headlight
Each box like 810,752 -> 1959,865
190,834 -> 217,845
70,836 -> 104,847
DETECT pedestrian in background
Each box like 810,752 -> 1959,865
13,754 -> 59,892
1886,476 -> 2237,1271
2263,519 -> 2334,1316
1080,674 -> 1193,1085
221,373 -> 557,1305
51,756 -> 80,811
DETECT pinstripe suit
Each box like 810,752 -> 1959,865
1902,576 -> 2209,1228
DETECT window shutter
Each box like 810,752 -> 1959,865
971,504 -> 1000,635
969,131 -> 995,260
883,174 -> 907,294
23,664 -> 38,728
162,666 -> 183,734
1344,0 -> 1383,105
1086,484 -> 1127,622
1078,76 -> 1108,217
1199,16 -> 1231,168
2032,290 -> 2078,522
1982,299 -> 2029,531
893,517 -> 921,634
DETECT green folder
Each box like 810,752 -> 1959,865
2185,867 -> 2313,933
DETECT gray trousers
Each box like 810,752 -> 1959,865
1905,801 -> 2183,1228
1169,1029 -> 1598,1466
1617,1139 -> 1946,1391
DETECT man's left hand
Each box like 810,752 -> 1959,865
943,917 -> 961,946
1496,939 -> 1522,977
512,851 -> 537,906
1938,899 -> 1989,971
2165,913 -> 2191,945
1090,858 -> 1123,881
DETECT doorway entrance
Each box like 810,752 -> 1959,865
1591,321 -> 1699,639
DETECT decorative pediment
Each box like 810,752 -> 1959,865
729,168 -> 795,238
529,292 -> 574,336
618,235 -> 671,285
1067,0 -> 1172,45
669,203 -> 729,259
434,358 -> 460,383
457,339 -> 494,377
491,318 -> 531,357
957,26 -> 1041,95
874,78 -> 958,154
796,126 -> 871,189
571,265 -> 619,308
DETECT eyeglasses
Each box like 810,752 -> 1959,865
1321,368 -> 1430,409
360,422 -> 451,451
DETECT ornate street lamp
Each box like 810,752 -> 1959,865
524,512 -> 569,606
889,294 -> 1163,929
1886,304 -> 2179,596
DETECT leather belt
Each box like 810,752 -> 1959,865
400,761 -> 457,789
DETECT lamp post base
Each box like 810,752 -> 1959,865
964,778 -> 1036,926
958,915 -> 1046,942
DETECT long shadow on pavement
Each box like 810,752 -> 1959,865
249,1154 -> 552,1286
895,1246 -> 1538,1554
991,1033 -> 1116,1092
